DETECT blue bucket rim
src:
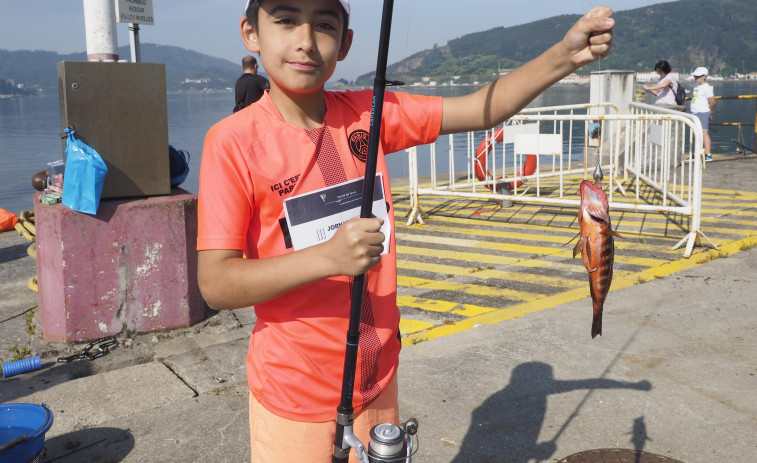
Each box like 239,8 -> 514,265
0,403 -> 54,440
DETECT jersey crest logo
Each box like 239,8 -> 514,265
348,129 -> 369,162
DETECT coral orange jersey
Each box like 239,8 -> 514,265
198,90 -> 442,421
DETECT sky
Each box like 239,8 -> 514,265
1,0 -> 676,82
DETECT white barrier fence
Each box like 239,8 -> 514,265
405,102 -> 711,257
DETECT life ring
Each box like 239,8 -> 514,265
474,127 -> 537,190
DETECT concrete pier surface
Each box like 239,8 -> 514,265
1,154 -> 756,462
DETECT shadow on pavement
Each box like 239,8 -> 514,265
0,361 -> 93,404
43,427 -> 135,463
451,362 -> 652,463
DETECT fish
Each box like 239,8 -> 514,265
569,180 -> 623,338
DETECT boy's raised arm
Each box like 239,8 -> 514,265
440,7 -> 614,135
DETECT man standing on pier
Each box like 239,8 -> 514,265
233,55 -> 269,113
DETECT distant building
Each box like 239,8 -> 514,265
747,72 -> 757,80
558,73 -> 589,84
636,71 -> 679,83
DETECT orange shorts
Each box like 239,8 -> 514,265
249,375 -> 399,463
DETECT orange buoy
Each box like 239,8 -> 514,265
474,128 -> 537,190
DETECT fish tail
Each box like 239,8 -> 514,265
591,307 -> 603,338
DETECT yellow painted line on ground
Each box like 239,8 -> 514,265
397,296 -> 498,318
397,259 -> 584,289
397,233 -> 671,268
398,295 -> 457,313
700,187 -> 757,199
398,318 -> 435,335
398,224 -> 683,256
397,275 -> 542,302
700,200 -> 757,208
401,235 -> 757,346
397,213 -> 681,244
397,244 -> 584,274
396,245 -> 638,279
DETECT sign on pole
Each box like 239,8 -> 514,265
115,0 -> 154,25
115,0 -> 154,62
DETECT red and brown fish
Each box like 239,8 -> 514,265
569,180 -> 623,338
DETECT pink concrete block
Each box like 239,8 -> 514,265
35,190 -> 204,343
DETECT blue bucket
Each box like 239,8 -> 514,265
0,403 -> 54,463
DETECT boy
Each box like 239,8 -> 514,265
197,1 -> 614,461
690,66 -> 716,161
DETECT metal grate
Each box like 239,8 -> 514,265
558,448 -> 686,463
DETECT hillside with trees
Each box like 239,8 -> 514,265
0,44 -> 240,93
355,0 -> 757,86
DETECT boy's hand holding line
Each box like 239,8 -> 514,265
562,6 -> 615,68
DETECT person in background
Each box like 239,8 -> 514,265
643,60 -> 679,107
233,55 -> 270,112
690,67 -> 716,162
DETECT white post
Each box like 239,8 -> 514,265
82,0 -> 119,61
590,70 -> 635,115
129,23 -> 141,62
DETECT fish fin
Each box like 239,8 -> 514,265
564,232 -> 580,247
610,229 -> 624,239
591,311 -> 603,338
572,236 -> 584,258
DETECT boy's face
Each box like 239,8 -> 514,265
695,75 -> 707,84
242,0 -> 353,96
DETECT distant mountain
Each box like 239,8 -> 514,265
355,0 -> 757,86
0,44 -> 242,93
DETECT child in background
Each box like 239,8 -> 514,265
196,1 -> 614,461
690,66 -> 716,161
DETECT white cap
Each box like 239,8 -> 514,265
692,67 -> 708,77
245,0 -> 350,19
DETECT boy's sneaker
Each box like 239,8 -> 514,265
704,154 -> 713,162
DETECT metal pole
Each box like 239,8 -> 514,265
333,1 -> 395,462
82,0 -> 119,61
129,23 -> 141,63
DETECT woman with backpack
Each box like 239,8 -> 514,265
643,60 -> 681,107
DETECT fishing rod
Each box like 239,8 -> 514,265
709,125 -> 754,154
332,0 -> 418,462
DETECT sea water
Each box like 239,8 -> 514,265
1,81 -> 755,214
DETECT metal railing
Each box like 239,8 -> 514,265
405,102 -> 710,257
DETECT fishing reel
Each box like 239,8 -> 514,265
336,418 -> 419,463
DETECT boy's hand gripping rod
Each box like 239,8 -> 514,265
332,0 -> 418,462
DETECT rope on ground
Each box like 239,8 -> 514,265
15,210 -> 38,293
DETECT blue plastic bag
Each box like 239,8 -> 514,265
61,128 -> 108,215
